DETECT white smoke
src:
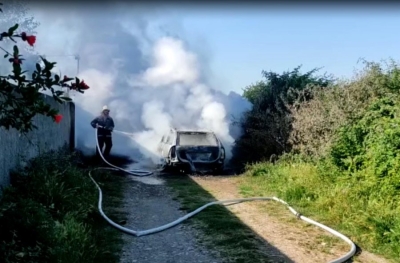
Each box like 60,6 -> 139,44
127,37 -> 238,160
22,4 -> 252,163
136,37 -> 199,87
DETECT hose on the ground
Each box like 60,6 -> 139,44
89,127 -> 357,263
92,126 -> 155,176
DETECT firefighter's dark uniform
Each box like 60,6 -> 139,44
90,115 -> 115,159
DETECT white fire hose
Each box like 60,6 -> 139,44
89,127 -> 357,263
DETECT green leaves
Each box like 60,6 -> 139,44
40,56 -> 57,72
385,67 -> 400,91
233,66 -> 334,165
0,6 -> 87,133
330,91 -> 400,178
1,54 -> 86,132
8,24 -> 19,35
35,63 -> 41,72
13,46 -> 19,57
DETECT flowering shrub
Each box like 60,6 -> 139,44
0,3 -> 89,133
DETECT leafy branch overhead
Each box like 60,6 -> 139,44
0,3 -> 90,133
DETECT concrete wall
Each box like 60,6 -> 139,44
0,94 -> 75,190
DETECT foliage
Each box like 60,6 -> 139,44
243,66 -> 333,111
290,59 -> 400,158
0,3 -> 90,133
331,94 -> 400,174
231,66 -> 334,167
0,149 -> 125,263
238,60 -> 400,261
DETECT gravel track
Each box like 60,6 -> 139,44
118,174 -> 221,263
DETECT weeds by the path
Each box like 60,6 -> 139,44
0,149 -> 127,263
239,159 -> 397,262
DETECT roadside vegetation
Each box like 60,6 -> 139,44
0,3 -> 129,262
0,148 -> 126,263
232,59 -> 400,261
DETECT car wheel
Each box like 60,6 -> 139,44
162,162 -> 173,173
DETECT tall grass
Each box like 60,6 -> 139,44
0,148 -> 125,263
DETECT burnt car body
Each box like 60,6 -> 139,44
157,129 -> 225,173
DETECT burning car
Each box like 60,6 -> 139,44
157,129 -> 225,174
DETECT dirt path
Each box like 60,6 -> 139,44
118,174 -> 221,263
191,175 -> 391,263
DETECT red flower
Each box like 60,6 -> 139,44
79,80 -> 90,90
54,114 -> 63,124
70,80 -> 90,90
21,32 -> 36,46
26,36 -> 36,46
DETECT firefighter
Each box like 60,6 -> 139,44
90,105 -> 115,160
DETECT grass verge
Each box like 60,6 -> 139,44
167,174 -> 282,263
238,158 -> 398,262
0,148 -> 127,263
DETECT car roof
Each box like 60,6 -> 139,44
176,130 -> 214,134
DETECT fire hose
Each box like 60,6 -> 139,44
89,127 -> 357,263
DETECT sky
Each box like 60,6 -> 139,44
170,5 -> 400,94
22,3 -> 400,95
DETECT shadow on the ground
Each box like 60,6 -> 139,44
79,152 -> 135,168
160,173 -> 296,263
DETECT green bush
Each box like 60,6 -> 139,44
331,95 -> 400,174
290,60 -> 400,158
232,66 -> 334,168
0,148 -> 123,263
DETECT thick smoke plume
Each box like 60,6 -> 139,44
23,4 -> 251,164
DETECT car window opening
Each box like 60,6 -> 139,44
178,132 -> 218,146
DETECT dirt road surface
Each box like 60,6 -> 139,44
118,173 -> 222,263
